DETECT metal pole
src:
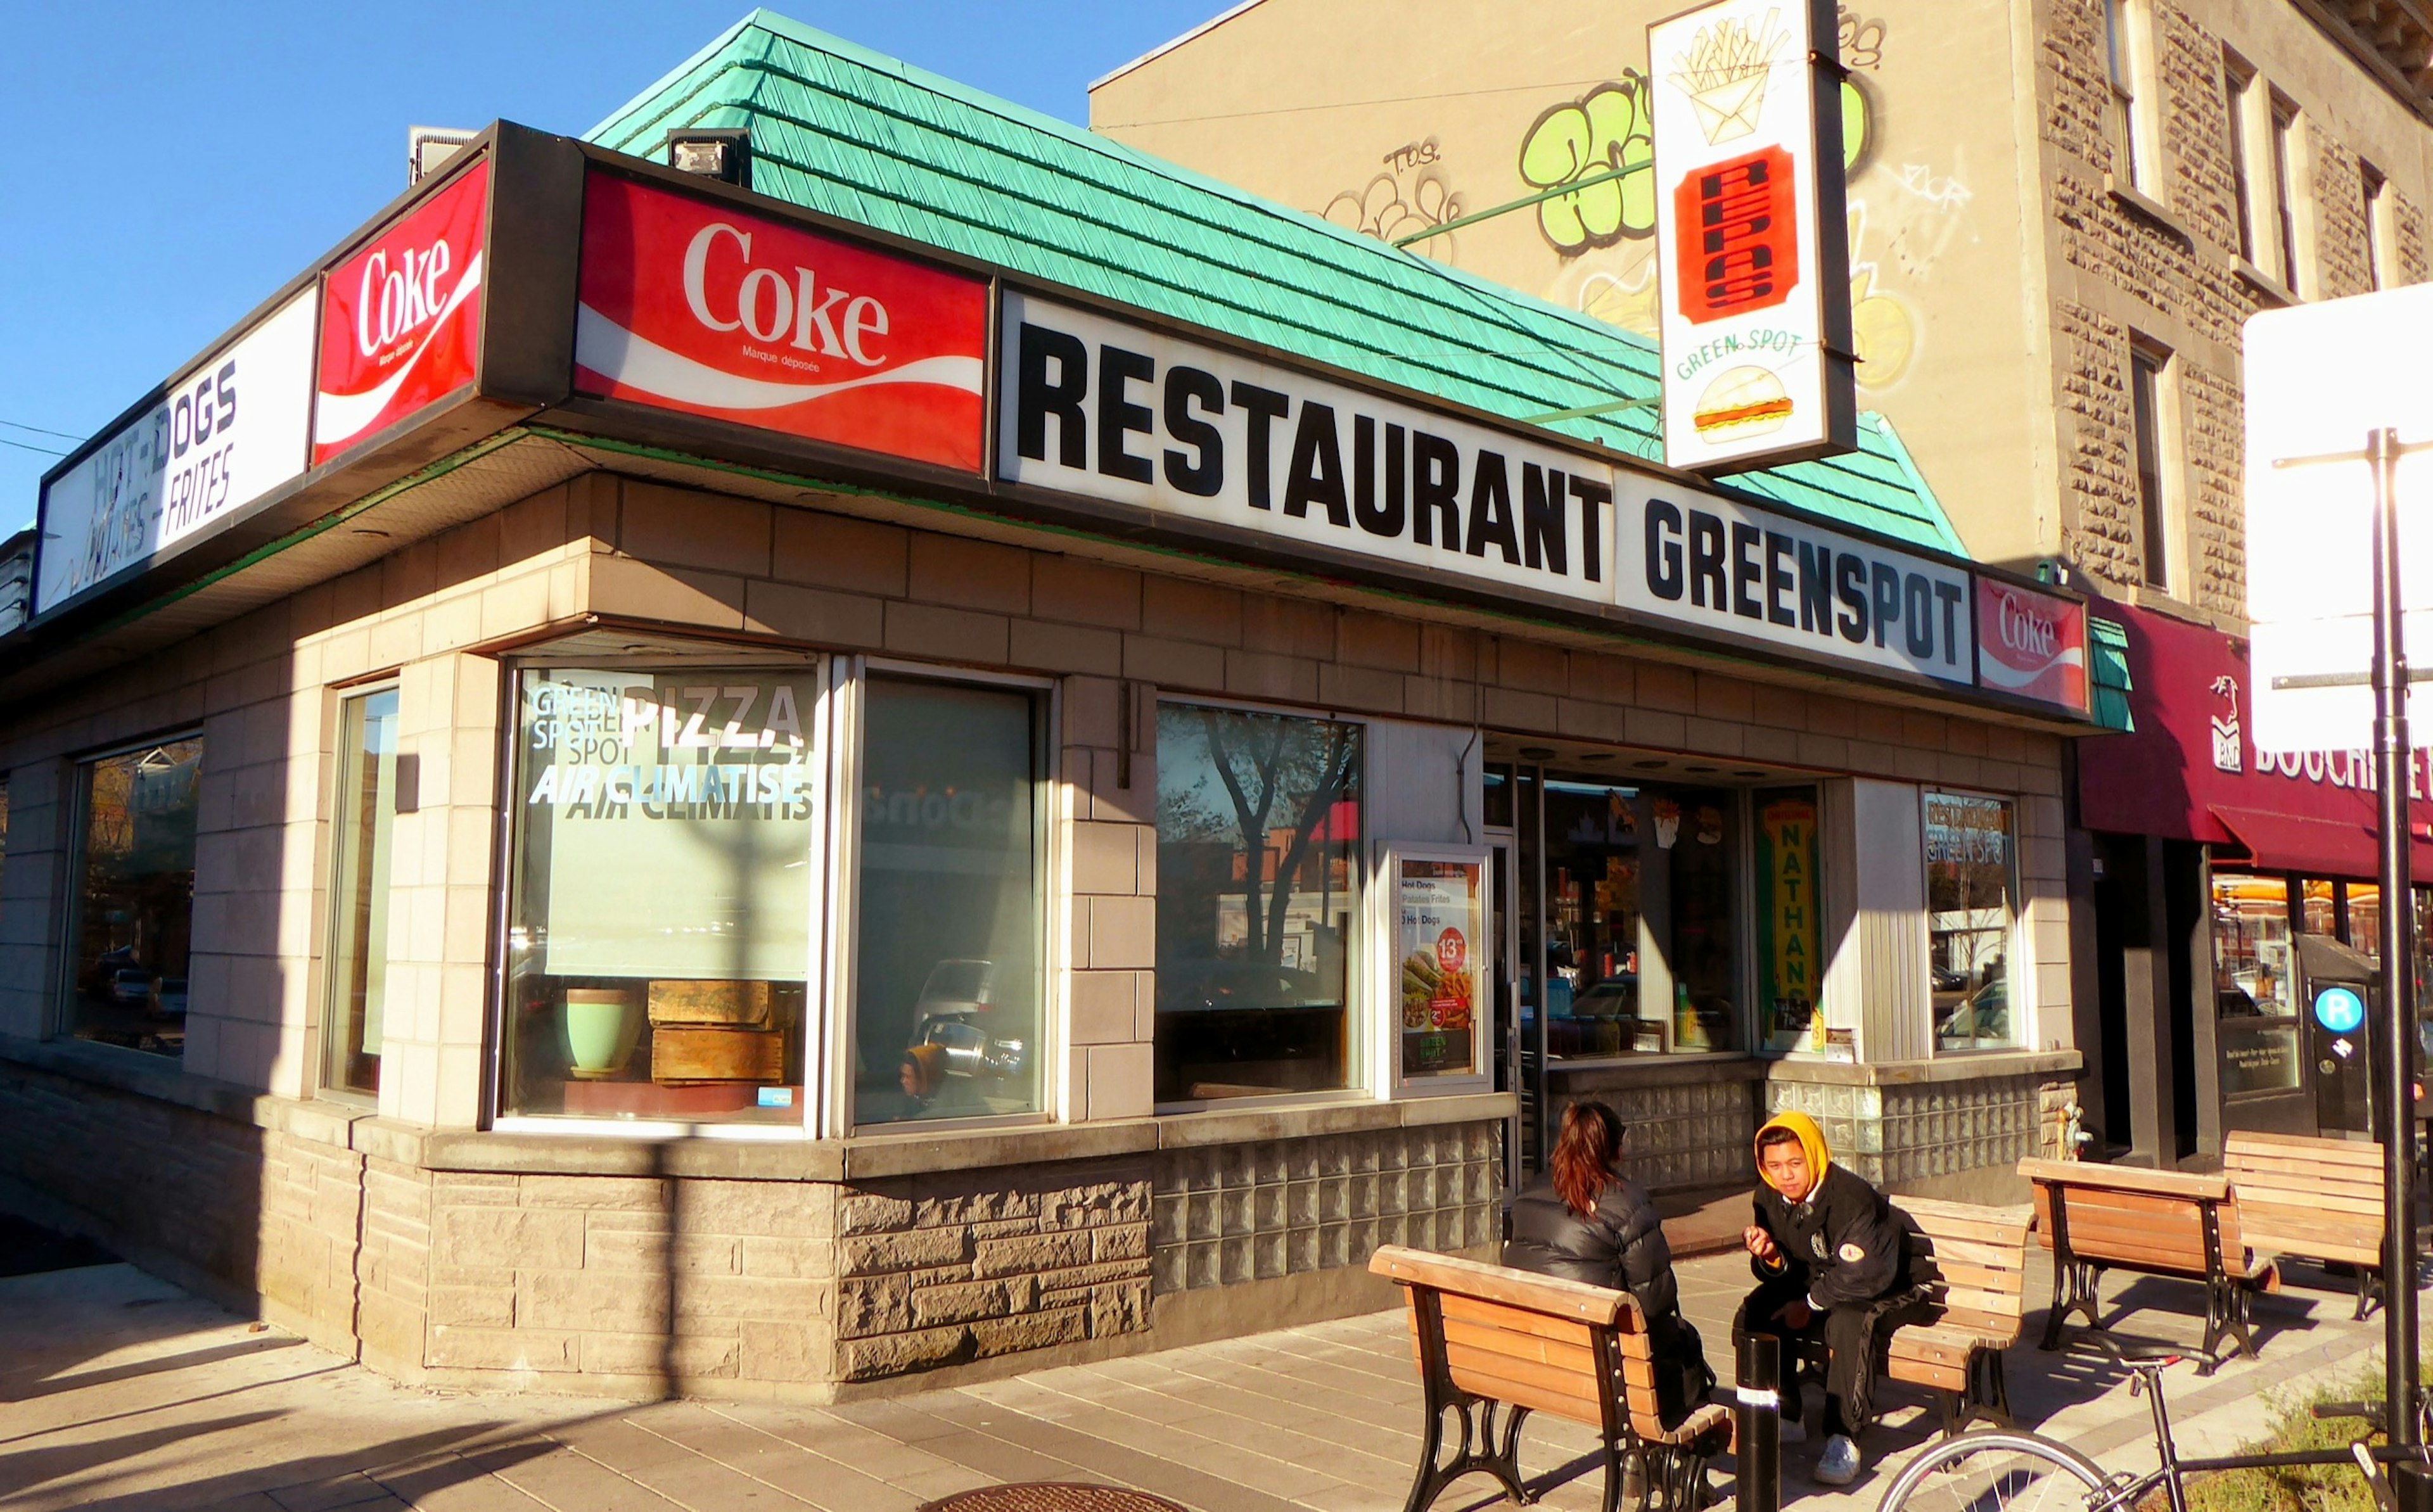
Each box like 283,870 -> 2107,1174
1737,1331 -> 1782,1512
2370,423 -> 2420,1447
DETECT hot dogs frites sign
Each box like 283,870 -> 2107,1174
995,292 -> 1619,609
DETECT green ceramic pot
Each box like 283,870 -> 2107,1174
564,989 -> 640,1077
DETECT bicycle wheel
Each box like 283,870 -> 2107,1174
1875,1432 -> 2112,1512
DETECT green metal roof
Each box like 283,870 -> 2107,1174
589,10 -> 1968,556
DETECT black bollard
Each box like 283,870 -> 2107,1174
1737,1331 -> 1782,1512
2391,1459 -> 2433,1512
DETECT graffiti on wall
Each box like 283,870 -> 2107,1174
1523,6 -> 1966,395
1324,137 -> 1464,261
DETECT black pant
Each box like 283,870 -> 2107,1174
1733,1278 -> 1912,1439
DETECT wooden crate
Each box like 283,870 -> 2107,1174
647,979 -> 776,1028
651,1026 -> 786,1083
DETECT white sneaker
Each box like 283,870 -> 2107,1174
1777,1418 -> 1808,1445
1815,1435 -> 1862,1486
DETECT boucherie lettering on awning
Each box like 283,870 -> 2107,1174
995,291 -> 1989,692
995,291 -> 1619,608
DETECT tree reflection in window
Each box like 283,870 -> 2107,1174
1155,706 -> 1364,1103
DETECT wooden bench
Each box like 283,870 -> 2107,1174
2019,1157 -> 2279,1372
2224,1131 -> 2386,1318
1877,1198 -> 2033,1436
1370,1245 -> 1731,1512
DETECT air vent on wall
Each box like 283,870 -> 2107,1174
666,129 -> 752,189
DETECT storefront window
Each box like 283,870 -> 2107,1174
65,737 -> 203,1057
852,676 -> 1046,1127
502,668 -> 821,1124
1924,791 -> 2019,1052
2302,879 -> 2337,937
323,690 -> 399,1097
1155,704 -> 1363,1103
2211,872 -> 2300,1095
1537,778 -> 1740,1057
1754,788 -> 1823,1055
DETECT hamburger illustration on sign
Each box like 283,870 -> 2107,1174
1648,0 -> 1854,474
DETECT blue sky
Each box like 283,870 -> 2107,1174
0,1 -> 1223,533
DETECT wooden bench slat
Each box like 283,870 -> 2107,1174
1438,1314 -> 1598,1375
1438,1292 -> 1598,1348
2240,1189 -> 2384,1218
1918,1234 -> 2036,1270
1446,1360 -> 1607,1428
1886,1359 -> 1969,1392
1371,1246 -> 1630,1326
1925,1260 -> 2027,1295
1939,1285 -> 2026,1320
1904,1210 -> 2035,1245
2021,1157 -> 2231,1200
2226,1132 -> 2383,1166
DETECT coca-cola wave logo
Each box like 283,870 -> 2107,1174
573,172 -> 986,471
1974,578 -> 2088,710
314,160 -> 489,464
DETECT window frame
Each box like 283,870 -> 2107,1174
1372,840 -> 1494,1096
830,656 -> 1061,1140
55,729 -> 208,1059
2223,51 -> 2261,265
2268,90 -> 2309,296
2363,160 -> 2394,292
488,654 -> 834,1141
318,681 -> 401,1105
1151,692 -> 1372,1115
2102,0 -> 2152,191
2130,337 -> 2179,593
1920,787 -> 2027,1057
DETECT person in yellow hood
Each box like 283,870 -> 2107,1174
1734,1110 -> 1922,1487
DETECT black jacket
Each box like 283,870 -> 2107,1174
1749,1163 -> 1910,1308
1505,1170 -> 1680,1326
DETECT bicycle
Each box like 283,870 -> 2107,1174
1873,1338 -> 2427,1512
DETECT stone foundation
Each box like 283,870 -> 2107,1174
0,1044 -> 1508,1401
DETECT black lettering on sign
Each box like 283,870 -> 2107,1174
1647,500 -> 1685,600
1230,381 -> 1291,511
1098,345 -> 1154,483
1284,402 -> 1351,526
1934,581 -> 1965,666
1571,478 -> 1608,583
1163,365 -> 1225,497
1904,574 -> 1934,658
1765,530 -> 1796,628
1689,511 -> 1726,608
1360,421 -> 1408,538
1731,523 -> 1762,619
1466,452 -> 1521,564
1870,562 -> 1901,649
1797,542 -> 1831,634
1521,464 -> 1568,575
1412,432 -> 1461,548
1016,322 -> 1088,466
1835,554 -> 1868,642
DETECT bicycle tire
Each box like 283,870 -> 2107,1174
1875,1432 -> 2114,1512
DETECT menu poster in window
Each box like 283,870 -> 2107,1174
1398,856 -> 1484,1078
1754,789 -> 1822,1053
520,670 -> 821,979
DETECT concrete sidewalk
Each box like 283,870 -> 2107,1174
0,1248 -> 2401,1512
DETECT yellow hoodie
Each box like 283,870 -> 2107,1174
1754,1109 -> 1831,1200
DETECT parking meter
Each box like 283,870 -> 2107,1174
2299,934 -> 2377,1135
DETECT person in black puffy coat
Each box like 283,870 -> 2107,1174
1505,1100 -> 1713,1427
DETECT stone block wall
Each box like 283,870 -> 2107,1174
1543,1072 -> 1759,1191
1148,1121 -> 1500,1296
832,1159 -> 1151,1383
1764,1069 -> 2071,1195
2038,0 -> 2433,617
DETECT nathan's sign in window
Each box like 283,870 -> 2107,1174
314,158 -> 489,464
997,292 -> 1618,609
1616,485 -> 1976,685
501,666 -> 824,1126
1975,578 -> 2090,714
575,172 -> 989,472
35,292 -> 316,617
1648,0 -> 1853,473
1754,787 -> 1822,1055
1393,851 -> 1488,1082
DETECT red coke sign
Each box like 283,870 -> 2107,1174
1974,578 -> 2088,713
314,160 -> 490,464
573,173 -> 987,471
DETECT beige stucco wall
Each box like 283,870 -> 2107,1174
1091,0 -> 2433,618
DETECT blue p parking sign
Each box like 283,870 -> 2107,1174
2315,984 -> 2368,1034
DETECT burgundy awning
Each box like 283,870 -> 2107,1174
2208,805 -> 2433,879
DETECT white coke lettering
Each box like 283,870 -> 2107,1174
1996,590 -> 2057,659
353,238 -> 459,358
679,219 -> 890,367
